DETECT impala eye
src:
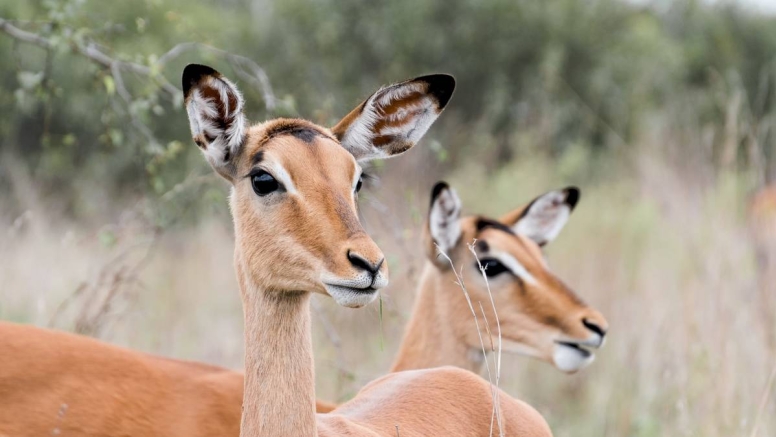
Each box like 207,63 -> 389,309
478,258 -> 509,278
355,175 -> 363,193
251,171 -> 280,196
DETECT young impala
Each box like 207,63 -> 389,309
0,65 -> 553,436
392,181 -> 608,374
182,64 -> 554,437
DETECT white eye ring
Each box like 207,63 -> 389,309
485,251 -> 538,285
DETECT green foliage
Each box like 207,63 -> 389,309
1,0 -> 776,219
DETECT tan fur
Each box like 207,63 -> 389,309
229,121 -> 551,437
183,65 -> 550,436
0,322 -> 244,437
0,188 -> 595,435
393,208 -> 608,373
0,66 -> 552,437
0,321 -> 341,435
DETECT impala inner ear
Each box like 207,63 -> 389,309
332,74 -> 455,162
182,64 -> 247,181
507,187 -> 580,246
427,181 -> 462,256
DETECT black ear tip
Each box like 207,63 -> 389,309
418,74 -> 456,109
430,181 -> 450,207
182,64 -> 219,98
564,186 -> 581,209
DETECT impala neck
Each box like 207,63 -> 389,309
391,264 -> 485,374
237,261 -> 317,437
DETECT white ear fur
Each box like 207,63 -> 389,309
429,182 -> 462,255
513,187 -> 580,246
182,64 -> 247,179
332,74 -> 455,162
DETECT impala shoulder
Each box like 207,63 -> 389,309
426,367 -> 553,436
423,365 -> 487,387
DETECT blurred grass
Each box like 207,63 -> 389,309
2,132 -> 774,436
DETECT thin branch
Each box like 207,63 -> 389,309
0,17 -> 51,47
0,18 -> 280,157
156,41 -> 277,111
0,18 -> 178,98
111,62 -> 162,152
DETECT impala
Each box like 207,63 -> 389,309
0,65 -> 552,436
179,63 -> 551,436
392,181 -> 608,374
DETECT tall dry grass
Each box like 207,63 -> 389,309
1,122 -> 774,437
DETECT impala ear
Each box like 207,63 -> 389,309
182,64 -> 247,181
332,74 -> 455,162
500,187 -> 580,246
425,181 -> 462,262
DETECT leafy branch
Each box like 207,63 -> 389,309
0,17 -> 278,154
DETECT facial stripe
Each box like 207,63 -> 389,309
475,218 -> 515,236
263,161 -> 297,195
486,250 -> 538,285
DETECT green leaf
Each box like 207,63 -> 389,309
103,76 -> 115,96
62,134 -> 77,146
17,71 -> 44,90
98,229 -> 117,248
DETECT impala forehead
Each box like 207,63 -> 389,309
244,133 -> 360,192
474,226 -> 547,270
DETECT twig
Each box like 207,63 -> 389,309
0,17 -> 177,155
0,17 -> 52,47
110,62 -> 162,152
0,18 -> 279,155
469,242 -> 504,436
479,301 -> 495,352
155,42 -> 277,111
749,362 -> 776,437
436,243 -> 504,437
0,18 -> 180,99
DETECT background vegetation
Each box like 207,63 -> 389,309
1,0 -> 775,435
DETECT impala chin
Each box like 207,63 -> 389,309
552,341 -> 596,373
323,273 -> 388,308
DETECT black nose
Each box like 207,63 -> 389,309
347,251 -> 384,275
583,318 -> 607,338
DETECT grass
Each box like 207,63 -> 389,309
1,135 -> 774,437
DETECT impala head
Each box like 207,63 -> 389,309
182,64 -> 454,308
425,182 -> 608,372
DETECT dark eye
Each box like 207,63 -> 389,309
355,175 -> 363,193
251,171 -> 280,196
478,258 -> 509,278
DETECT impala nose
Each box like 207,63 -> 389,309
582,317 -> 608,347
347,250 -> 384,276
583,318 -> 606,338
